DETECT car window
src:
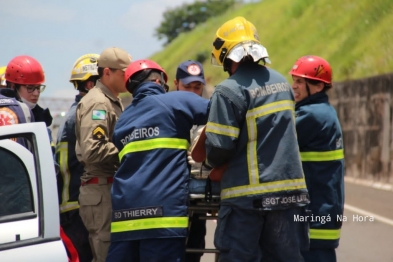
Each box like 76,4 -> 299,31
0,147 -> 33,217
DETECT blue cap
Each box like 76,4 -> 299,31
176,60 -> 205,85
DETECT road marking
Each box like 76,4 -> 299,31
345,177 -> 393,192
345,204 -> 393,227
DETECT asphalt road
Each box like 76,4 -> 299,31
199,180 -> 393,262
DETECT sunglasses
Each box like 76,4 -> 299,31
23,85 -> 46,93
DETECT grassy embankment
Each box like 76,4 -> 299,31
149,0 -> 393,91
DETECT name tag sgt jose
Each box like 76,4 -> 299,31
260,194 -> 309,208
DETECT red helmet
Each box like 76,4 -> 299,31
5,55 -> 45,85
124,59 -> 168,93
289,55 -> 332,84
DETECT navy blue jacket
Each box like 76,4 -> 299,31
205,62 -> 309,210
295,91 -> 345,249
111,82 -> 209,241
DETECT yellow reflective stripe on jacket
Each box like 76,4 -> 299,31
246,100 -> 295,119
246,100 -> 295,185
56,142 -> 71,205
111,217 -> 188,233
206,122 -> 240,138
60,201 -> 79,213
221,178 -> 307,200
300,149 -> 344,162
119,138 -> 189,161
310,229 -> 341,240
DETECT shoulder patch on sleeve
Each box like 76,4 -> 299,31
92,110 -> 106,120
92,125 -> 106,140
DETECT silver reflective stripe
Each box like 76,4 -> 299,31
246,100 -> 294,119
206,122 -> 240,138
18,102 -> 32,123
56,142 -> 71,206
60,201 -> 79,213
246,100 -> 295,186
221,179 -> 307,200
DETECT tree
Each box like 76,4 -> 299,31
155,0 -> 238,46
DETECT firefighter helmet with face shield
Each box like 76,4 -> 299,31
70,54 -> 99,89
211,16 -> 270,68
289,55 -> 332,84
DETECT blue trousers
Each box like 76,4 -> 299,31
106,237 -> 186,262
214,205 -> 309,262
302,248 -> 337,262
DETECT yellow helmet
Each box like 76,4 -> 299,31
70,54 -> 99,87
0,66 -> 6,87
211,16 -> 270,67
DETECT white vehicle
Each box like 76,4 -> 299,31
0,122 -> 68,262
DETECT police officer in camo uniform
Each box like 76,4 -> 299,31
75,47 -> 132,262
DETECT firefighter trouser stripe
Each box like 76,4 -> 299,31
300,149 -> 344,161
60,201 -> 79,213
221,178 -> 307,200
111,217 -> 188,233
309,229 -> 341,240
56,142 -> 72,205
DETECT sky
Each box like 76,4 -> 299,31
0,0 -> 197,99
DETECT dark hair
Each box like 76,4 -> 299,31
126,70 -> 166,94
9,82 -> 21,91
6,82 -> 21,100
144,71 -> 164,83
306,78 -> 332,91
97,67 -> 104,78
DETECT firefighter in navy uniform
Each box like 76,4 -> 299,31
55,53 -> 100,262
106,59 -> 210,262
290,55 -> 345,262
204,16 -> 310,261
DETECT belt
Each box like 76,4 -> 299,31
81,177 -> 114,186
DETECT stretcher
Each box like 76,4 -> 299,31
186,170 -> 221,261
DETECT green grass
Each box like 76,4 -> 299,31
148,0 -> 393,91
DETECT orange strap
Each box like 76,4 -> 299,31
60,226 -> 80,262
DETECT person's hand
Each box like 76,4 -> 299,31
187,151 -> 196,165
